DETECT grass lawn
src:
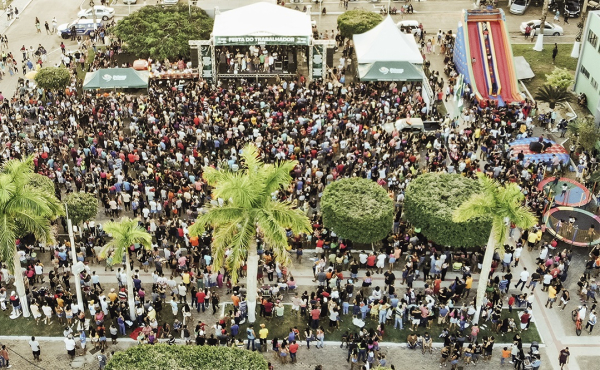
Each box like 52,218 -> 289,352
225,305 -> 541,344
511,43 -> 578,96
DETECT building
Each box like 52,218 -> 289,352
574,10 -> 600,123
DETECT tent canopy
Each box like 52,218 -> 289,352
83,68 -> 149,90
358,61 -> 424,81
212,2 -> 312,46
353,16 -> 423,65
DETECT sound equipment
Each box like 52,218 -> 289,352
326,48 -> 333,68
288,61 -> 297,73
190,51 -> 199,68
529,141 -> 543,153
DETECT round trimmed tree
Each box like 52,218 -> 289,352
105,344 -> 268,370
404,173 -> 491,247
321,178 -> 394,244
337,9 -> 383,38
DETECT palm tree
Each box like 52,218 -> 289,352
535,85 -> 570,109
567,118 -> 600,153
453,173 -> 536,323
0,156 -> 62,318
189,144 -> 311,323
100,217 -> 152,320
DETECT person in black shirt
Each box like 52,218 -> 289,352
207,334 -> 218,346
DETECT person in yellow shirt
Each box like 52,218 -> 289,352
545,285 -> 557,309
258,323 -> 269,350
464,275 -> 473,298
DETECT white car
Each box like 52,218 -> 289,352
122,0 -> 137,3
162,0 -> 179,4
519,20 -> 564,36
78,6 -> 115,21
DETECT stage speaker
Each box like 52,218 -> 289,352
288,61 -> 297,73
190,50 -> 199,68
218,62 -> 227,74
326,49 -> 334,68
529,141 -> 543,154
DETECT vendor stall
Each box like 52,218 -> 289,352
83,68 -> 149,90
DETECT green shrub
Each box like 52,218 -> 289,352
404,173 -> 491,247
322,178 -> 394,244
105,344 -> 269,370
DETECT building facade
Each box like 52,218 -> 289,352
575,11 -> 600,123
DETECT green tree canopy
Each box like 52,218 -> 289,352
64,192 -> 99,226
321,178 -> 394,244
34,66 -> 71,91
337,9 -> 383,38
404,173 -> 491,247
113,5 -> 213,60
105,344 -> 268,370
567,118 -> 600,153
535,85 -> 570,109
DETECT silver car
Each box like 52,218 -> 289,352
519,20 -> 564,36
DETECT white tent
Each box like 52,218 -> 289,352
353,16 -> 423,65
212,2 -> 312,46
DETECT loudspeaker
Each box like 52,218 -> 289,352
288,61 -> 297,73
190,50 -> 199,68
219,62 -> 227,74
529,141 -> 543,153
326,48 -> 334,68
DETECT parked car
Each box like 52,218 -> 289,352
57,19 -> 103,39
563,0 -> 581,17
77,6 -> 114,21
122,0 -> 138,3
162,0 -> 179,4
510,0 -> 530,14
396,20 -> 419,35
519,20 -> 564,36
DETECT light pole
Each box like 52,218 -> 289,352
90,0 -> 98,31
65,205 -> 85,314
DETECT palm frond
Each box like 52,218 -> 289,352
189,205 -> 245,236
0,215 -> 17,274
266,201 -> 312,235
211,173 -> 262,209
239,143 -> 262,176
223,219 -> 255,284
261,160 -> 297,199
452,193 -> 494,222
101,218 -> 152,265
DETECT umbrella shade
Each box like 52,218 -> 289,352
25,70 -> 37,80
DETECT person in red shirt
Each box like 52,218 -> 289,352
195,289 -> 206,313
289,340 -> 299,363
310,306 -> 321,329
264,300 -> 274,317
366,253 -> 376,269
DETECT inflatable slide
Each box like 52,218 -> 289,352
453,9 -> 523,106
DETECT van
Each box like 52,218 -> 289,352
57,19 -> 103,39
509,0 -> 530,15
396,20 -> 419,36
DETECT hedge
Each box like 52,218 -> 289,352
403,173 -> 491,247
105,344 -> 269,370
322,178 -> 394,244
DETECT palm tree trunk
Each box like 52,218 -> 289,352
534,0 -> 550,51
473,226 -> 497,324
246,238 -> 259,323
13,250 -> 30,317
125,252 -> 136,320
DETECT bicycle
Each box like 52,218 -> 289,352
572,308 -> 583,336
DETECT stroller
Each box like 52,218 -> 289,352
529,341 -> 540,357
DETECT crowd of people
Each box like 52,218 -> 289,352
0,7 -> 593,370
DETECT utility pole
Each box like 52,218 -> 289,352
572,0 -> 590,58
89,0 -> 98,31
65,205 -> 85,314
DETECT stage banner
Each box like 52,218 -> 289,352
214,36 -> 310,46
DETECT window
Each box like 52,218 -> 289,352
588,30 -> 598,48
581,65 -> 590,79
592,78 -> 598,90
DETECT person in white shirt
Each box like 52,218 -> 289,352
29,336 -> 41,361
516,267 -> 530,291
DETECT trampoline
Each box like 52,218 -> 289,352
538,177 -> 591,207
543,207 -> 600,247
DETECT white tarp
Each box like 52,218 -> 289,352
353,16 -> 423,65
514,56 -> 535,80
212,2 -> 312,38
